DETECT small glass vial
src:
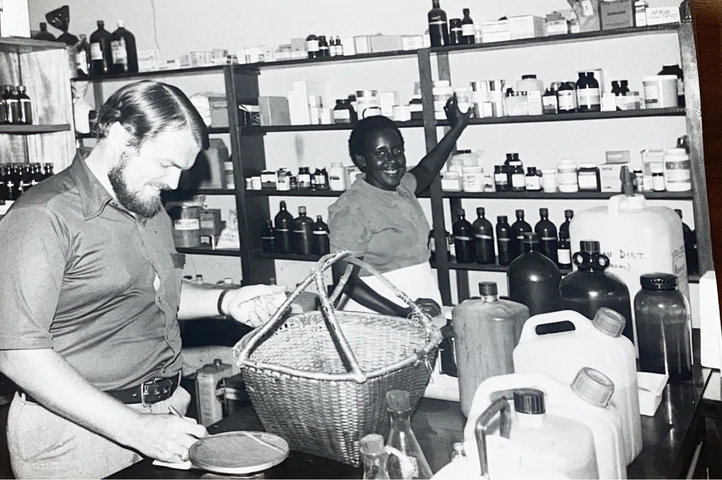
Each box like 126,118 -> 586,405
651,167 -> 665,191
542,88 -> 558,114
557,159 -> 579,193
541,169 -> 557,192
577,163 -> 601,192
297,167 -> 312,190
633,168 -> 645,192
276,169 -> 291,191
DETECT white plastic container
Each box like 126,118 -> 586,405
433,80 -> 454,120
328,162 -> 347,191
513,309 -> 641,464
441,171 -> 462,192
556,159 -> 578,193
642,75 -> 678,108
464,370 -> 626,480
662,148 -> 692,192
541,169 -> 557,192
464,379 -> 599,479
462,166 -> 484,192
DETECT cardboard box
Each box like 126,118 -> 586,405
600,0 -> 634,30
369,35 -> 404,53
206,95 -> 229,128
379,91 -> 400,117
606,150 -> 632,164
600,163 -> 630,192
137,50 -> 159,72
288,81 -> 327,125
259,97 -> 290,126
646,7 -> 681,25
402,35 -> 425,51
545,18 -> 569,36
341,37 -> 356,56
481,20 -> 511,43
509,15 -> 545,39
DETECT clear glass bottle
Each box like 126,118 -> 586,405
634,273 -> 693,382
360,434 -> 390,480
473,207 -> 495,265
386,390 -> 433,479
453,209 -> 476,263
508,232 -> 563,316
74,34 -> 91,78
535,208 -> 558,264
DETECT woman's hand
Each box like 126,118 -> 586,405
443,93 -> 473,130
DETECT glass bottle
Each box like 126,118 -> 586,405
318,35 -> 330,57
274,201 -> 294,254
89,20 -> 113,76
16,86 -> 32,125
386,390 -> 433,480
313,168 -> 329,191
510,209 -> 532,259
508,232 -> 563,316
360,434 -> 390,480
542,88 -> 558,114
577,72 -> 601,112
2,86 -> 19,125
334,99 -> 352,124
33,22 -> 56,41
560,240 -> 634,342
473,207 -> 495,264
261,219 -> 275,254
675,209 -> 698,276
453,209 -> 475,263
43,163 -> 55,179
461,9 -> 475,44
10,165 -> 23,200
634,273 -> 693,382
439,318 -> 458,377
535,208 -> 558,264
449,18 -> 463,45
427,0 -> 450,47
557,80 -> 577,113
559,209 -> 574,238
312,215 -> 330,255
335,36 -> 344,56
511,163 -> 525,192
0,166 -> 5,202
496,215 -> 512,266
293,206 -> 315,256
297,167 -> 312,190
525,167 -> 541,191
306,31 -> 320,59
557,231 -> 572,270
494,165 -> 509,192
110,20 -> 138,74
21,164 -> 32,192
450,442 -> 466,462
31,163 -> 44,187
74,34 -> 91,78
3,166 -> 13,201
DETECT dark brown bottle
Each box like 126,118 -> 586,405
274,201 -> 294,254
559,209 -> 574,238
453,209 -> 476,263
16,86 -> 32,125
439,318 -> 458,377
2,86 -> 19,124
31,163 -> 44,187
507,232 -> 563,317
110,20 -> 138,74
32,22 -> 56,41
510,209 -> 532,259
428,0 -> 450,47
312,215 -> 330,255
473,207 -> 495,264
261,220 -> 275,254
461,8 -> 475,44
449,18 -> 463,45
43,163 -> 55,179
2,166 -> 13,201
496,215 -> 512,266
318,35 -> 330,57
293,206 -> 315,256
9,165 -> 22,200
21,164 -> 32,192
0,166 -> 5,202
89,20 -> 112,76
535,208 -> 558,264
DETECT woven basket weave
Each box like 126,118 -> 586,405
233,252 -> 442,467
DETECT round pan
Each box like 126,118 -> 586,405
189,431 -> 289,475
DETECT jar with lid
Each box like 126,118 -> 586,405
557,81 -> 577,113
297,167 -> 312,190
276,168 -> 291,191
494,165 -> 509,192
510,163 -> 525,192
557,159 -> 579,193
454,87 -> 471,114
328,162 -> 347,191
516,74 -> 544,93
659,64 -> 684,108
576,72 -> 601,112
541,169 -> 557,192
433,80 -> 454,120
333,99 -> 353,124
261,170 -> 277,189
462,166 -> 484,192
634,273 -> 693,382
662,148 -> 691,192
442,171 -> 462,192
577,164 -> 601,192
525,167 -> 541,191
542,88 -> 558,114
651,166 -> 665,192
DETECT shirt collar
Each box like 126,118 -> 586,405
352,173 -> 403,196
68,149 -> 115,220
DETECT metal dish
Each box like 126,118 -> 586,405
189,431 -> 289,475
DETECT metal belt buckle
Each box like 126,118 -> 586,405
141,377 -> 173,407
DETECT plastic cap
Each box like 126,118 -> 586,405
497,215 -> 507,223
97,20 -> 105,26
117,20 -> 125,27
592,307 -> 627,337
513,389 -> 545,414
478,282 -> 498,296
640,273 -> 678,291
539,208 -> 548,217
223,278 -> 233,284
331,162 -> 343,167
580,240 -> 600,254
521,74 -> 537,80
458,209 -> 466,216
477,207 -> 485,216
571,367 -> 615,408
360,434 -> 385,455
386,390 -> 411,412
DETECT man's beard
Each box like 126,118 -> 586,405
108,152 -> 164,218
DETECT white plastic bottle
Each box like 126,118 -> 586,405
513,308 -> 642,464
328,162 -> 347,191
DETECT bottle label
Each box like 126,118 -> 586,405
293,229 -> 311,235
525,177 -> 541,190
462,24 -> 475,36
275,228 -> 289,232
498,237 -> 510,242
558,91 -> 576,111
577,88 -> 600,108
174,219 -> 200,231
558,248 -> 571,265
111,38 -> 128,65
541,236 -> 557,241
313,231 -> 329,235
76,51 -> 89,74
582,0 -> 595,16
307,40 -> 319,52
90,42 -> 103,61
512,174 -> 525,188
516,234 -> 525,240
644,84 -> 659,105
664,160 -> 691,183
314,174 -> 326,185
578,172 -> 599,189
494,173 -> 507,184
475,234 -> 493,240
429,237 -> 436,252
334,110 -> 350,120
455,236 -> 472,241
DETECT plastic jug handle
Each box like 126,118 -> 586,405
475,397 -> 511,478
517,310 -> 592,343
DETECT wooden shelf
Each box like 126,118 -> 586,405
242,119 -> 423,134
164,189 -> 235,200
70,64 -> 247,83
0,124 -> 71,134
432,24 -> 679,55
249,49 -> 419,69
246,189 -> 343,198
0,36 -> 68,54
256,251 -> 322,262
176,247 -> 242,257
441,190 -> 694,200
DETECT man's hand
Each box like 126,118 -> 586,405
444,93 -> 473,130
131,413 -> 207,463
223,284 -> 288,328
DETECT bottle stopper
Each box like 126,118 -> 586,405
386,390 -> 411,412
571,367 -> 615,408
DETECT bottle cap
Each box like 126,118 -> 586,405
477,207 -> 485,216
478,282 -> 498,296
360,434 -> 385,455
640,273 -> 678,291
280,200 -> 287,207
580,240 -> 600,254
331,162 -> 343,167
513,388 -> 545,414
571,367 -> 615,408
675,209 -> 683,219
539,207 -> 548,217
453,442 -> 465,455
498,215 -> 507,223
516,209 -> 524,218
521,74 -> 537,79
117,20 -> 125,27
223,277 -> 233,285
565,209 -> 574,218
386,390 -> 411,412
523,232 -> 538,244
458,208 -> 465,217
298,206 -> 307,214
592,307 -> 627,337
316,215 -> 323,221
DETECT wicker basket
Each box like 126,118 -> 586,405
233,252 -> 442,467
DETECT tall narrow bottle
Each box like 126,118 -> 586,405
2,86 -> 19,125
559,209 -> 574,238
508,232 -> 563,316
261,220 -> 275,254
89,20 -> 112,76
510,209 -> 532,259
293,206 -> 315,256
460,8 -> 475,44
558,231 -> 572,269
110,20 -> 138,74
473,207 -> 495,264
496,215 -> 512,266
312,215 -> 330,255
386,390 -> 433,479
274,201 -> 294,254
535,208 -> 558,264
427,0 -> 450,47
74,34 -> 91,78
453,209 -> 475,263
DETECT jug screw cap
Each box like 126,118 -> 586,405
564,209 -> 574,219
360,434 -> 385,455
478,282 -> 498,297
386,390 -> 411,412
580,240 -> 601,254
592,307 -> 626,338
513,388 -> 545,415
571,367 -> 615,408
497,215 -> 507,223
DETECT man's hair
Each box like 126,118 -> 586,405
94,80 -> 209,150
348,116 -> 404,165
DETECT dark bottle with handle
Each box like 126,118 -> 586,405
273,201 -> 294,254
560,240 -> 634,342
293,206 -> 315,256
312,215 -> 330,255
453,209 -> 476,263
508,232 -> 563,316
510,209 -> 532,260
496,216 -> 512,266
473,207 -> 495,264
535,208 -> 558,264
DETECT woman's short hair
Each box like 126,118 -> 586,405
94,80 -> 209,150
348,116 -> 404,164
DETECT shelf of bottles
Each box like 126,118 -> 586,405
256,252 -> 323,262
242,119 -> 424,135
442,190 -> 693,200
176,247 -> 242,257
0,163 -> 55,202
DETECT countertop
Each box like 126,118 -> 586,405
110,366 -> 713,479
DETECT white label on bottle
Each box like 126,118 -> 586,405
276,228 -> 289,233
475,234 -> 493,240
174,219 -> 200,231
525,177 -> 541,190
313,231 -> 328,235
334,110 -> 350,121
111,38 -> 128,65
558,91 -> 576,111
665,160 -> 691,183
577,88 -> 600,108
90,42 -> 103,61
644,84 -> 659,105
455,236 -> 472,241
512,174 -> 525,188
307,40 -> 319,52
678,78 -> 685,95
636,11 -> 647,26
462,24 -> 475,36
578,172 -> 598,189
558,248 -> 571,265
498,237 -> 510,242
76,51 -> 88,74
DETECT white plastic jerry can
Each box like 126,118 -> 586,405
569,191 -> 688,349
513,309 -> 642,464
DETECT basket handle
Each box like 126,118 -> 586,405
236,251 -> 439,383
